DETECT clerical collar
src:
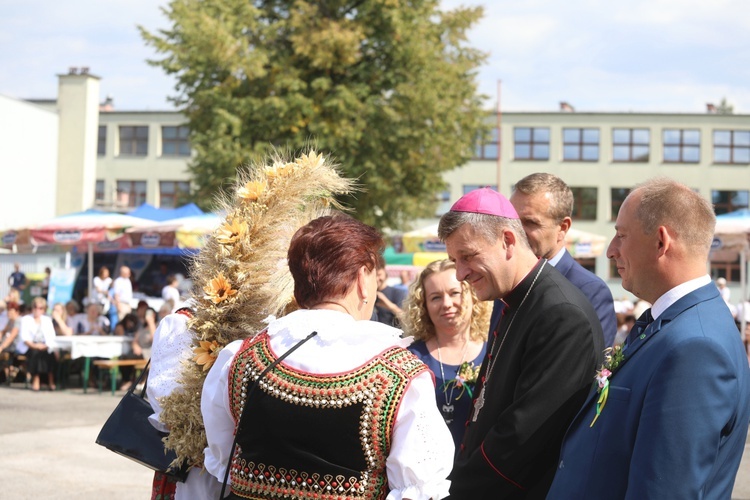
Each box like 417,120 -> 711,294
501,258 -> 545,311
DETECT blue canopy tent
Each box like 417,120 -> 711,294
127,202 -> 203,222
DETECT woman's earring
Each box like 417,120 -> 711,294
363,299 -> 368,305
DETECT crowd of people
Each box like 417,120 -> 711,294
3,168 -> 750,499
0,263 -> 185,391
138,171 -> 749,500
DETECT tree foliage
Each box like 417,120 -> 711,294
141,0 -> 487,230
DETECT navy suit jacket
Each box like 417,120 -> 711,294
546,283 -> 750,499
489,251 -> 617,346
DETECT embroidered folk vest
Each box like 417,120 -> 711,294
227,332 -> 427,500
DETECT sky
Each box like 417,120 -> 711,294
1,0 -> 750,113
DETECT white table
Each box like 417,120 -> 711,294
53,336 -> 133,393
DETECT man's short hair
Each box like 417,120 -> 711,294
632,177 -> 715,252
513,172 -> 574,222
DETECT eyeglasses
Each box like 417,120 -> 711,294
33,306 -> 46,310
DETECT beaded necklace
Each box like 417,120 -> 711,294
435,336 -> 469,425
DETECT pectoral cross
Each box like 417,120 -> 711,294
471,386 -> 486,422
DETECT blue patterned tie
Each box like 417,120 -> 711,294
624,308 -> 653,350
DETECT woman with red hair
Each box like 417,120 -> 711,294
202,213 -> 454,500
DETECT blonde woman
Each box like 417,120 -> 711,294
402,259 -> 490,451
20,297 -> 57,391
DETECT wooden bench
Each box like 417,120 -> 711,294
93,358 -> 148,395
3,354 -> 28,388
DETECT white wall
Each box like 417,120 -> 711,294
0,94 -> 58,229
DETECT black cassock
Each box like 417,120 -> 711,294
449,260 -> 604,499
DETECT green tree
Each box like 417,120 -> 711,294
717,97 -> 734,115
141,0 -> 487,230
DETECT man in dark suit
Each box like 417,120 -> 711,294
439,187 -> 603,499
488,173 -> 617,347
547,177 -> 750,498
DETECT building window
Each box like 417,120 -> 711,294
663,129 -> 700,163
570,187 -> 597,220
714,130 -> 750,164
613,128 -> 650,162
514,127 -> 550,160
162,125 -> 191,156
610,188 -> 631,221
711,259 -> 740,283
463,184 -> 498,195
563,128 -> 599,161
116,180 -> 147,207
473,127 -> 499,160
97,125 -> 106,156
435,189 -> 452,216
95,180 -> 105,203
712,190 -> 749,215
119,126 -> 148,156
575,258 -> 596,274
159,181 -> 190,209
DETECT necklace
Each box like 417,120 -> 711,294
471,260 -> 546,422
436,336 -> 470,426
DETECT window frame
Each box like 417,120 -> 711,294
97,125 -> 106,156
612,128 -> 650,162
161,125 -> 191,157
663,128 -> 700,163
513,127 -> 550,161
570,186 -> 597,221
473,127 -> 499,160
610,187 -> 631,222
116,180 -> 148,208
562,127 -> 600,162
118,126 -> 149,156
713,129 -> 750,165
712,189 -> 749,215
159,180 -> 191,209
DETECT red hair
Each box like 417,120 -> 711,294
288,213 -> 384,308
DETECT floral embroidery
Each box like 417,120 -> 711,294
228,334 -> 426,500
590,345 -> 624,427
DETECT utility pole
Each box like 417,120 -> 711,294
496,80 -> 502,192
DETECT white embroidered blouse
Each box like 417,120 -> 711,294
202,308 -> 454,500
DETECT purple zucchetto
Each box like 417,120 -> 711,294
450,187 -> 519,219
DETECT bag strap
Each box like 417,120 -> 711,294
218,330 -> 318,499
128,358 -> 151,398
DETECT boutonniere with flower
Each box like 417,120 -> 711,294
442,361 -> 480,400
457,361 -> 480,386
590,345 -> 624,427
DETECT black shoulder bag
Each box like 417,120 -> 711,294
95,359 -> 191,481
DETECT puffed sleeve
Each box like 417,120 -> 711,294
386,370 -> 454,500
202,340 -> 243,482
147,313 -> 192,432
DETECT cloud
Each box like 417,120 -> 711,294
442,0 -> 750,112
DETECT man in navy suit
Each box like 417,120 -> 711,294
547,177 -> 750,499
488,173 -> 617,347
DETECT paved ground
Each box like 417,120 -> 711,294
0,382 -> 749,499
